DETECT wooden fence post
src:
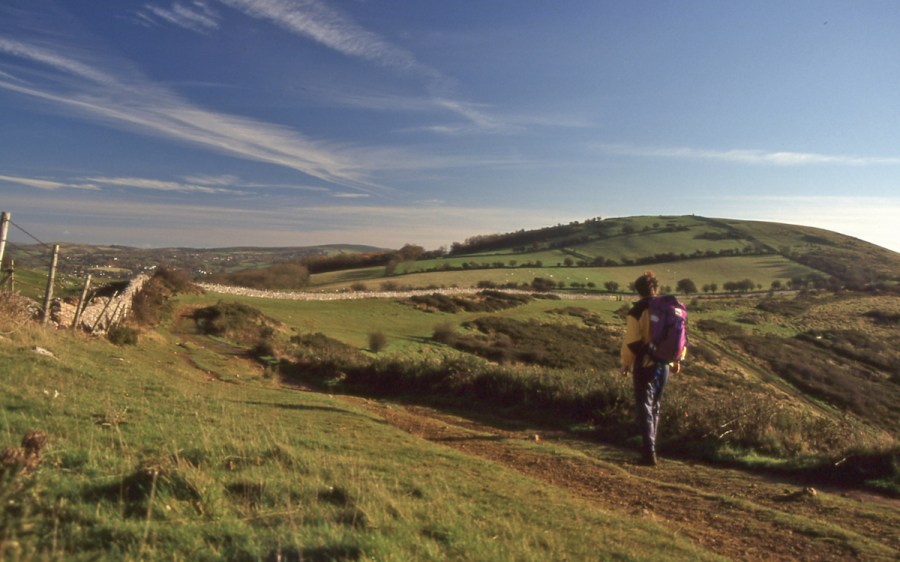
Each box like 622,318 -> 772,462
91,291 -> 118,335
72,274 -> 92,329
0,211 -> 9,271
42,244 -> 60,324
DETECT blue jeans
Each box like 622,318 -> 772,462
633,361 -> 669,456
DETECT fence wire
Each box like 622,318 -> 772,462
1,216 -> 62,310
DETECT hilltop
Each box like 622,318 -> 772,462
292,215 -> 900,294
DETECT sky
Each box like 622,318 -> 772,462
1,0 -> 898,252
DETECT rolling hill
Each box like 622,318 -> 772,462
0,215 -> 898,560
301,215 -> 900,292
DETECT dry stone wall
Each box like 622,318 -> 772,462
54,274 -> 149,333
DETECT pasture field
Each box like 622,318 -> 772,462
309,255 -> 822,293
178,292 -> 624,353
3,268 -> 84,302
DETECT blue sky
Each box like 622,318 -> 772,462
1,0 -> 898,251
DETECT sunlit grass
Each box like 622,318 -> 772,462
0,309 -> 717,560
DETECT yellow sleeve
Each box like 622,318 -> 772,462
620,314 -> 643,370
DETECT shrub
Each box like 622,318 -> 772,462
432,322 -> 457,344
208,262 -> 309,290
445,317 -> 618,371
107,326 -> 139,346
153,267 -> 199,293
130,267 -> 200,326
736,335 -> 900,432
756,297 -> 809,316
676,278 -> 698,294
408,291 -> 531,314
193,302 -> 266,337
531,277 -> 555,292
368,331 -> 388,353
350,282 -> 367,292
0,292 -> 36,329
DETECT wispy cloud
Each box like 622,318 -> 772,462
599,144 -> 900,166
216,0 -> 426,74
138,1 -> 220,33
0,38 -> 119,87
87,176 -> 242,194
0,37 -> 391,191
324,89 -> 587,135
331,192 -> 369,199
214,1 -> 528,135
0,174 -> 99,191
0,33 -> 519,191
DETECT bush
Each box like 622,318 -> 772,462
432,322 -> 457,344
445,317 -> 618,371
368,331 -> 388,353
408,291 -> 531,314
193,302 -> 266,337
130,267 -> 200,326
107,326 -> 139,346
153,267 -> 199,293
736,335 -> 900,432
209,262 -> 309,290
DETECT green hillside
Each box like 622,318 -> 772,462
1,216 -> 898,559
303,215 -> 899,292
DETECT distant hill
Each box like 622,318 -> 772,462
6,242 -> 389,278
444,215 -> 900,288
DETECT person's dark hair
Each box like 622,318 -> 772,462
634,271 -> 659,298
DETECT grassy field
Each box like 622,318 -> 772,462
0,299 -> 720,561
179,293 -> 623,353
2,268 -> 84,302
309,255 -> 822,293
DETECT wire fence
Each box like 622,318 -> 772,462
0,211 -> 144,332
2,215 -> 59,297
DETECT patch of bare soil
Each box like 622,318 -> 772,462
347,399 -> 898,561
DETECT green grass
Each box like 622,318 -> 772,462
309,255 -> 822,294
0,312 -> 718,560
2,268 -> 85,302
180,293 -> 624,354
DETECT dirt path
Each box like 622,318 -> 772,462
346,398 -> 899,561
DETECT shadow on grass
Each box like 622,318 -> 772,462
231,400 -> 389,425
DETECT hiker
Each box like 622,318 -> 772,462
620,271 -> 686,466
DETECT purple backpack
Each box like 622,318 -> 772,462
648,295 -> 688,363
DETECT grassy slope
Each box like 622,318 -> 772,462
309,255 -> 821,293
3,268 -> 84,302
188,289 -> 899,463
305,214 -> 900,292
0,315 -> 716,560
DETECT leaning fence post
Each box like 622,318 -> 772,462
0,211 -> 9,270
42,244 -> 60,324
72,274 -> 93,329
91,291 -> 118,335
